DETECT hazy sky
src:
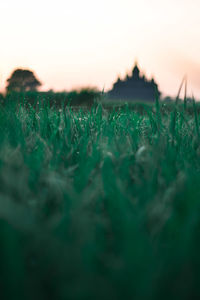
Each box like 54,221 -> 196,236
1,0 -> 200,98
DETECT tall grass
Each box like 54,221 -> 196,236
0,95 -> 200,300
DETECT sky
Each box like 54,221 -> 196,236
0,0 -> 200,98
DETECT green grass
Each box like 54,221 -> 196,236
0,95 -> 200,300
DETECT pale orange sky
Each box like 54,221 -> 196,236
1,0 -> 200,98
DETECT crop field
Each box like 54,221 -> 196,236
0,95 -> 200,300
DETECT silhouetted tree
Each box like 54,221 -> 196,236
6,69 -> 41,93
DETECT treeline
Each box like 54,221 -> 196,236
0,89 -> 102,108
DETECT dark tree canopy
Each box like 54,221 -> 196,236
6,69 -> 41,92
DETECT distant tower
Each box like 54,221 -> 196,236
132,62 -> 140,80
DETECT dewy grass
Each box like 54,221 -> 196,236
0,95 -> 200,299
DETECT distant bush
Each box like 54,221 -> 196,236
45,88 -> 101,107
67,88 -> 101,106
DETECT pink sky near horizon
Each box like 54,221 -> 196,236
1,0 -> 200,98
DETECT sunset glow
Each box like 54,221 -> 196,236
1,0 -> 200,97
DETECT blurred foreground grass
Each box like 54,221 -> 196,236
0,96 -> 200,300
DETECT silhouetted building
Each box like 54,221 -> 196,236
108,62 -> 161,101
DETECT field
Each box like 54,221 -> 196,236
0,94 -> 200,300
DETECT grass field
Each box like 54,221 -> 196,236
0,95 -> 200,300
